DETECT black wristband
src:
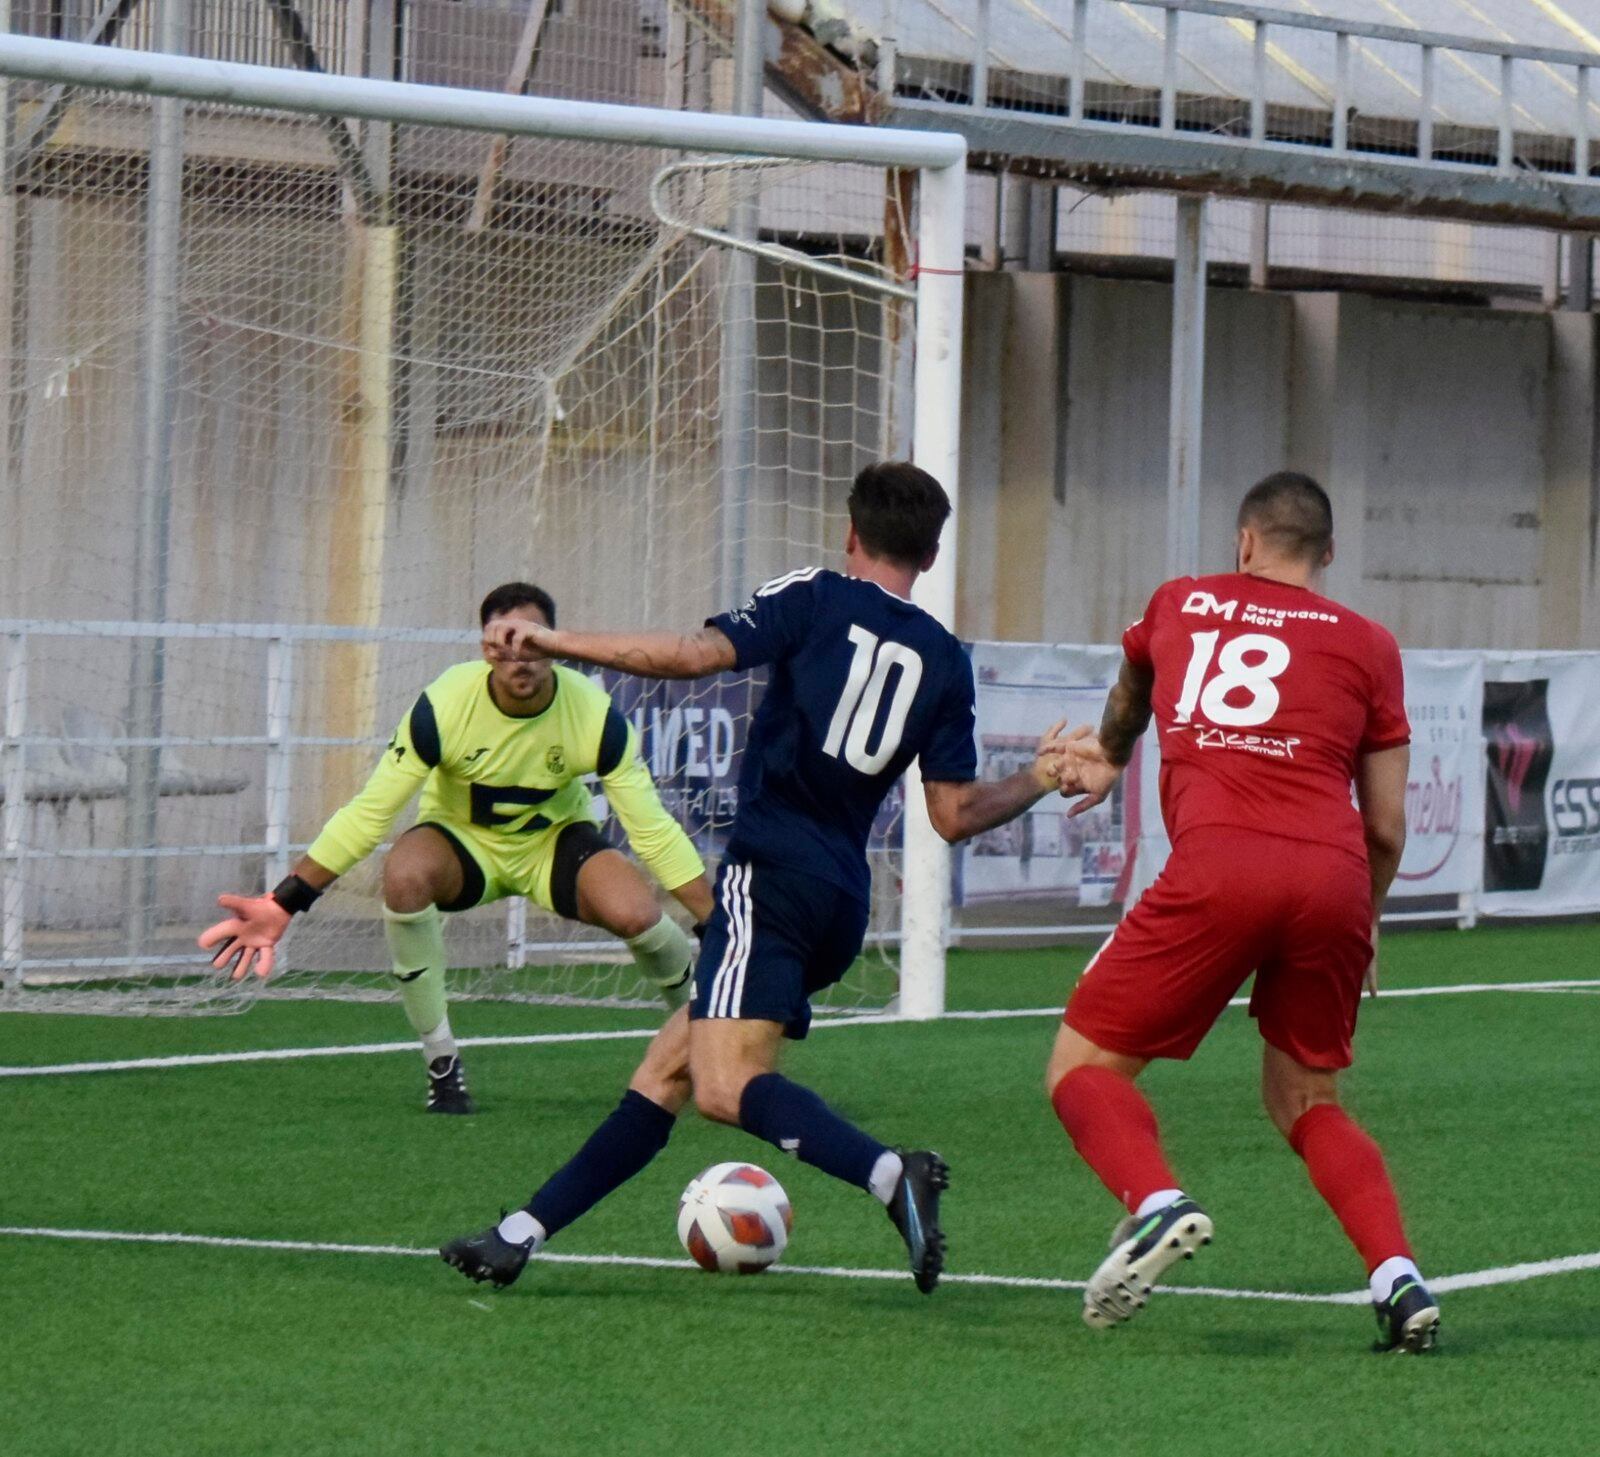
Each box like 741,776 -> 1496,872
271,874 -> 322,916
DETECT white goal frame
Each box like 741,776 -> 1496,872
0,34 -> 968,1020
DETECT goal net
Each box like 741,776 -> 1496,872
0,40 -> 963,1014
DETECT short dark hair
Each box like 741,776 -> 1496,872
479,581 -> 556,628
1237,472 -> 1334,564
847,461 -> 951,569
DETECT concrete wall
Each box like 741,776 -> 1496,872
958,272 -> 1600,651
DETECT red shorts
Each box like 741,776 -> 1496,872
1064,827 -> 1373,1069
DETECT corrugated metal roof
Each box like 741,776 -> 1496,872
861,0 -> 1600,135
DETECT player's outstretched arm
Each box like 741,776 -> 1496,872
197,856 -> 336,981
197,700 -> 430,979
923,720 -> 1072,845
1059,655 -> 1156,819
1355,743 -> 1409,997
490,619 -> 737,681
1097,655 -> 1156,767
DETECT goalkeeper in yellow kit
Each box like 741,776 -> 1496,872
199,583 -> 715,1114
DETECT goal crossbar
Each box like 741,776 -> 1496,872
0,34 -> 965,172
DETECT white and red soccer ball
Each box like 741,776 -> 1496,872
677,1162 -> 793,1274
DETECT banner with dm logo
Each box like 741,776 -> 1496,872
1480,653 -> 1600,915
1392,652 -> 1483,899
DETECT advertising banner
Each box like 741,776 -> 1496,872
959,643 -> 1132,908
1392,652 -> 1483,899
1480,653 -> 1600,915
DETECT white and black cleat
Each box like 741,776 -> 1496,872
1082,1196 -> 1213,1330
426,1054 -> 476,1115
1372,1274 -> 1440,1354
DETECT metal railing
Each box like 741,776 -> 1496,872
0,619 -> 488,988
890,0 -> 1600,182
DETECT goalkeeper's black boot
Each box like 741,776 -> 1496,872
1372,1273 -> 1440,1354
1083,1195 -> 1213,1330
439,1217 -> 532,1289
886,1149 -> 949,1294
426,1054 -> 475,1115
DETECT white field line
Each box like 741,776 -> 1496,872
4,978 -> 1598,1080
2,1225 -> 1596,1306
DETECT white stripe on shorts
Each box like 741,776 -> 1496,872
709,864 -> 751,1017
720,865 -> 755,1017
726,865 -> 755,1016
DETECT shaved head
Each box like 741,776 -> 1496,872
1237,472 -> 1334,565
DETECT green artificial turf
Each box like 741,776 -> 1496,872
3,925 -> 1597,1457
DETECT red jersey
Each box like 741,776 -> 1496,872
1123,572 -> 1409,863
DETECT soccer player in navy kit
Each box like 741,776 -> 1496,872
442,463 -> 1070,1292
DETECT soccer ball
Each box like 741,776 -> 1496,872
677,1161 -> 793,1274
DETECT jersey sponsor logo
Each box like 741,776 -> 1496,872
1189,725 -> 1302,759
462,746 -> 489,766
1239,603 -> 1340,628
545,745 -> 566,776
1180,590 -> 1238,620
1552,777 -> 1600,853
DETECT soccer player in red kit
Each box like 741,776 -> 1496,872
1053,473 -> 1438,1353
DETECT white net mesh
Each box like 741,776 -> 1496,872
0,62 -> 916,1013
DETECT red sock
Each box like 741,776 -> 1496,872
1289,1103 -> 1412,1274
1051,1065 -> 1180,1214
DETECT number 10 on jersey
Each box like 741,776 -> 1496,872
823,625 -> 924,774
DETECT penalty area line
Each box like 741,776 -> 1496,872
4,978 -> 1598,1079
2,1226 -> 1597,1306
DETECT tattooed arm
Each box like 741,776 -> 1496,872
487,620 -> 737,681
1097,656 -> 1156,768
1059,656 -> 1155,818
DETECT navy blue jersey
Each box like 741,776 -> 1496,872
708,567 -> 978,901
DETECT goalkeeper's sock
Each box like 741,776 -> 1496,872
385,904 -> 452,1059
1289,1103 -> 1414,1275
521,1090 -> 676,1241
738,1072 -> 888,1193
1051,1066 -> 1181,1215
625,914 -> 695,1009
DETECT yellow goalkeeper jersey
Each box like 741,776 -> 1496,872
307,661 -> 704,892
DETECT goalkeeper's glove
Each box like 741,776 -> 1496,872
197,875 -> 321,981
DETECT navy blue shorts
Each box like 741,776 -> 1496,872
689,856 -> 870,1039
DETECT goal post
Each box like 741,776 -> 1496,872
0,34 -> 965,1017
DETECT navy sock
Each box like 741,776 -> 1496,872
526,1089 -> 675,1239
738,1071 -> 888,1192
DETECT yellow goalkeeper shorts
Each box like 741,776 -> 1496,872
414,817 -> 613,922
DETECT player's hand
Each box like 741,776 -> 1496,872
197,893 -> 292,981
1029,719 -> 1072,793
1364,916 -> 1381,998
1057,729 -> 1123,817
485,617 -> 557,663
